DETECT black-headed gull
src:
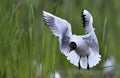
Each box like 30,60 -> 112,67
43,10 -> 101,69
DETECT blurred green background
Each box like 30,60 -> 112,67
0,0 -> 120,78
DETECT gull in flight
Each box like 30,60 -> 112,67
43,10 -> 101,69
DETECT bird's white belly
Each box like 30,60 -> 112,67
75,43 -> 91,56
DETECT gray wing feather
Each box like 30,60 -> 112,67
83,32 -> 99,53
60,28 -> 71,55
43,11 -> 72,55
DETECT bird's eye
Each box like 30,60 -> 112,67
70,42 -> 77,51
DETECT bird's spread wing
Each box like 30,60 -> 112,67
82,10 -> 99,54
81,10 -> 94,33
43,11 -> 72,55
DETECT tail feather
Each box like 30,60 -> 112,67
66,51 -> 101,69
88,52 -> 101,68
80,57 -> 87,69
67,51 -> 79,66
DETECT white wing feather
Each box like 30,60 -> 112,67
43,11 -> 72,55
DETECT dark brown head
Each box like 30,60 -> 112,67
69,42 -> 77,52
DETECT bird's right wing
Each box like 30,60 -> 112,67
43,11 -> 72,55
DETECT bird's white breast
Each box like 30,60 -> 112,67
71,35 -> 91,56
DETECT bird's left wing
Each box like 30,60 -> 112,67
81,10 -> 99,54
43,11 -> 72,55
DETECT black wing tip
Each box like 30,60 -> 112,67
81,9 -> 87,14
81,9 -> 85,13
43,19 -> 47,26
81,9 -> 86,27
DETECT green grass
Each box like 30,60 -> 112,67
0,0 -> 120,78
